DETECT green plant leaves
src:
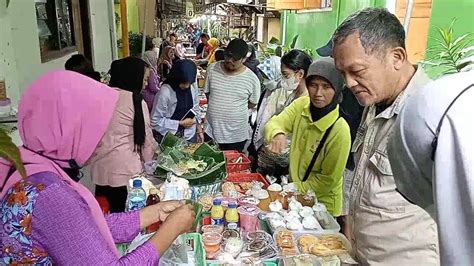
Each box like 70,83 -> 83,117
290,35 -> 299,49
269,37 -> 281,45
0,128 -> 26,178
425,19 -> 474,77
261,35 -> 314,60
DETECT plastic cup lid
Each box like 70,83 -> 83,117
237,205 -> 260,215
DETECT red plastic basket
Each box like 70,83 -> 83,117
223,150 -> 239,156
226,173 -> 270,190
225,152 -> 251,173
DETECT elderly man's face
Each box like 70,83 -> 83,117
333,33 -> 399,106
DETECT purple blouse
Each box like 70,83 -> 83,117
144,69 -> 160,112
0,171 -> 159,265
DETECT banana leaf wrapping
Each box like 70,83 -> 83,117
154,133 -> 226,187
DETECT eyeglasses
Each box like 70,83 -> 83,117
224,52 -> 243,62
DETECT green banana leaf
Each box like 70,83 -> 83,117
185,200 -> 203,230
0,128 -> 26,178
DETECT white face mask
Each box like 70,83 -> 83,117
281,76 -> 300,91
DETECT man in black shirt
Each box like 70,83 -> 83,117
195,33 -> 209,59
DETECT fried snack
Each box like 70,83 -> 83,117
277,230 -> 295,248
182,143 -> 202,154
222,182 -> 237,197
298,234 -> 319,254
198,194 -> 213,212
238,182 -> 253,191
299,235 -> 347,257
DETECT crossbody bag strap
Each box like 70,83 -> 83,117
302,117 -> 339,182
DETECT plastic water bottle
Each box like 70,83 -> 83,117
127,179 -> 146,211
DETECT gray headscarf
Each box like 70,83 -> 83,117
143,50 -> 158,73
306,57 -> 344,103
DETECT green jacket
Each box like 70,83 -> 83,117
265,96 -> 351,216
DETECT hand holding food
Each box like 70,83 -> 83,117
162,204 -> 196,235
153,200 -> 183,222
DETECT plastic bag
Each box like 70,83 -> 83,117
160,234 -> 189,265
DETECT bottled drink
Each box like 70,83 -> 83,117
210,198 -> 224,225
225,202 -> 239,230
146,188 -> 161,233
127,179 -> 146,211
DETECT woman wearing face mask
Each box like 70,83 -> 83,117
265,58 -> 351,216
90,57 -> 157,213
151,59 -> 203,143
0,71 -> 195,265
250,50 -> 312,178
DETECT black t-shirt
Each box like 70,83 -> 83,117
196,43 -> 205,55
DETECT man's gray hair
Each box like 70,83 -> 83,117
332,8 -> 406,55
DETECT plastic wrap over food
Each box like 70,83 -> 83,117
190,179 -> 223,201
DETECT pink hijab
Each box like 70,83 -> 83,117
0,70 -> 120,255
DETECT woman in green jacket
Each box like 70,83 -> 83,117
265,58 -> 351,216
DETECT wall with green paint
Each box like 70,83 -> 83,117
115,0 -> 140,38
425,0 -> 474,77
283,0 -> 386,56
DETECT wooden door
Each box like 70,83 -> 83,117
396,0 -> 433,62
71,0 -> 92,60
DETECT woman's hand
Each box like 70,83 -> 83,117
268,133 -> 287,154
150,204 -> 196,255
179,118 -> 195,128
161,204 -> 196,235
154,201 -> 183,222
139,200 -> 183,229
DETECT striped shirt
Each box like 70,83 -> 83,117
205,62 -> 260,143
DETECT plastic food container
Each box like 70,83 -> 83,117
202,224 -> 224,234
245,230 -> 274,242
238,195 -> 259,206
280,254 -> 323,266
294,232 -> 357,263
273,229 -> 299,256
314,211 -> 341,232
265,210 -> 340,234
203,232 -> 223,259
238,205 -> 261,234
